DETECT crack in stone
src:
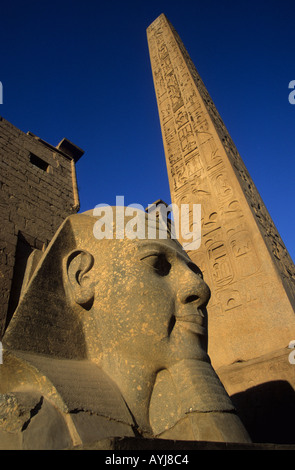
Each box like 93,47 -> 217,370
21,396 -> 44,432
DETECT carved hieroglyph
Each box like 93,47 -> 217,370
147,14 -> 295,370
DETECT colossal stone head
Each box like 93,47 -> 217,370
1,208 -> 251,447
4,209 -> 209,362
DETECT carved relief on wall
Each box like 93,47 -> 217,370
167,151 -> 182,167
153,67 -> 166,100
166,73 -> 183,112
158,42 -> 169,60
228,229 -> 260,278
178,192 -> 197,236
165,130 -> 182,167
176,192 -> 193,205
159,97 -> 173,124
175,108 -> 189,129
170,163 -> 187,193
202,211 -> 218,237
163,119 -> 175,139
190,179 -> 211,209
198,137 -> 223,171
178,123 -> 197,154
161,56 -> 174,78
176,70 -> 193,93
216,288 -> 242,312
215,172 -> 233,199
207,165 -> 233,200
184,89 -> 198,108
193,115 -> 210,135
205,235 -> 234,288
184,152 -> 203,178
220,199 -> 243,222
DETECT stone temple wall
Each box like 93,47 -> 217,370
0,116 -> 83,336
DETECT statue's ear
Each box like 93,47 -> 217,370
66,250 -> 95,309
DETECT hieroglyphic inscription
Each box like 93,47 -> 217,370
147,15 -> 258,296
164,16 -> 295,301
148,14 -> 245,283
147,14 -> 295,367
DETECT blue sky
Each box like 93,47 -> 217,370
1,0 -> 294,260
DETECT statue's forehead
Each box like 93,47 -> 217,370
73,214 -> 190,263
126,238 -> 190,262
89,237 -> 189,262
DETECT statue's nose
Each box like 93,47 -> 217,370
176,261 -> 211,309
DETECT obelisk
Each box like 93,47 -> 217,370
147,14 -> 295,412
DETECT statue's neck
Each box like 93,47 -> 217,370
101,356 -> 235,438
101,353 -> 156,436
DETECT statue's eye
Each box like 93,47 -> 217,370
141,253 -> 171,276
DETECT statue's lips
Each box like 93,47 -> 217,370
175,309 -> 206,334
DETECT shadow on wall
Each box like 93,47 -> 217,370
6,232 -> 34,329
232,380 -> 295,444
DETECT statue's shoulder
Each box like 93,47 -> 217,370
0,351 -> 135,449
0,389 -> 73,449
